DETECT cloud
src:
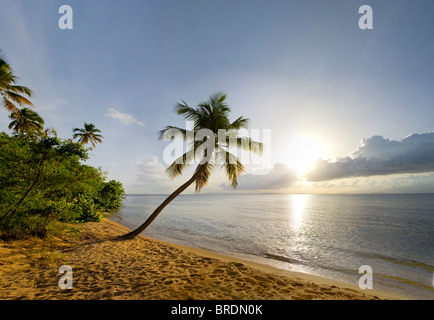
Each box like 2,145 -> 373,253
133,156 -> 176,193
223,163 -> 298,190
384,173 -> 434,193
306,132 -> 434,181
136,156 -> 169,184
105,108 -> 144,126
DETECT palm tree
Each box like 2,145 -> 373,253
0,50 -> 34,114
72,122 -> 104,148
8,107 -> 44,135
122,92 -> 263,239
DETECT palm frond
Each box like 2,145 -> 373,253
159,126 -> 195,141
7,85 -> 33,97
198,102 -> 213,118
233,137 -> 263,154
160,92 -> 264,192
91,133 -> 103,139
216,148 -> 245,189
0,71 -> 16,87
165,149 -> 196,179
2,96 -> 20,113
194,161 -> 215,192
0,50 -> 35,113
217,130 -> 263,155
8,120 -> 17,130
72,123 -> 103,147
84,122 -> 98,132
91,136 -> 103,144
192,131 -> 216,165
7,107 -> 44,134
212,92 -> 231,114
175,100 -> 200,120
229,116 -> 249,130
208,92 -> 227,107
4,90 -> 34,107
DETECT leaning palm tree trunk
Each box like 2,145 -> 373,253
121,92 -> 261,240
121,164 -> 205,239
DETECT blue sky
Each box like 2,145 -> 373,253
1,0 -> 434,194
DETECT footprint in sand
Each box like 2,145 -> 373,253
212,268 -> 225,274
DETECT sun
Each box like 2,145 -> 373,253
283,135 -> 325,176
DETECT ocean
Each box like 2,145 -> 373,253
108,193 -> 434,299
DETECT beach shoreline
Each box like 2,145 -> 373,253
0,219 -> 412,300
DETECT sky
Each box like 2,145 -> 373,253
1,0 -> 433,194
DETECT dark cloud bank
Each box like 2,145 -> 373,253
306,132 -> 434,181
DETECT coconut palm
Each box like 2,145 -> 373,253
122,92 -> 263,239
0,50 -> 34,114
8,107 -> 44,135
72,122 -> 104,149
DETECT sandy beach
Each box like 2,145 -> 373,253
0,219 -> 409,300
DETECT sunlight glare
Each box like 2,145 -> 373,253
284,135 -> 325,175
288,194 -> 309,233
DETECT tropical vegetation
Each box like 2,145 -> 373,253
8,107 -> 44,135
73,122 -> 104,149
0,50 -> 34,113
0,50 -> 125,239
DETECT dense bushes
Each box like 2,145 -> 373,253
0,130 -> 125,238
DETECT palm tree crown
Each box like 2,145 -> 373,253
0,50 -> 34,114
72,122 -> 104,148
161,92 -> 263,191
8,107 -> 44,135
122,92 -> 263,239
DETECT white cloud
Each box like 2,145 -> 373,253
133,156 -> 174,193
222,163 -> 298,190
105,108 -> 144,126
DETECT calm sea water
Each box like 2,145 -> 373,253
108,193 -> 434,299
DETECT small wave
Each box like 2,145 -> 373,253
361,252 -> 434,273
377,274 -> 434,291
264,253 -> 305,265
318,243 -> 434,274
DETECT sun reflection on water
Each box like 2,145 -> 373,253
287,194 -> 310,233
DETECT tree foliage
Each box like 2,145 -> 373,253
0,130 -> 125,238
73,122 -> 104,149
0,49 -> 122,239
8,107 -> 44,135
0,50 -> 34,113
123,92 -> 262,238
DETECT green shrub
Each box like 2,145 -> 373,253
95,180 -> 126,211
0,131 -> 125,238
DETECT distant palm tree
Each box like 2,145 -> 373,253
8,107 -> 44,135
72,122 -> 104,148
122,92 -> 263,239
0,50 -> 34,114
